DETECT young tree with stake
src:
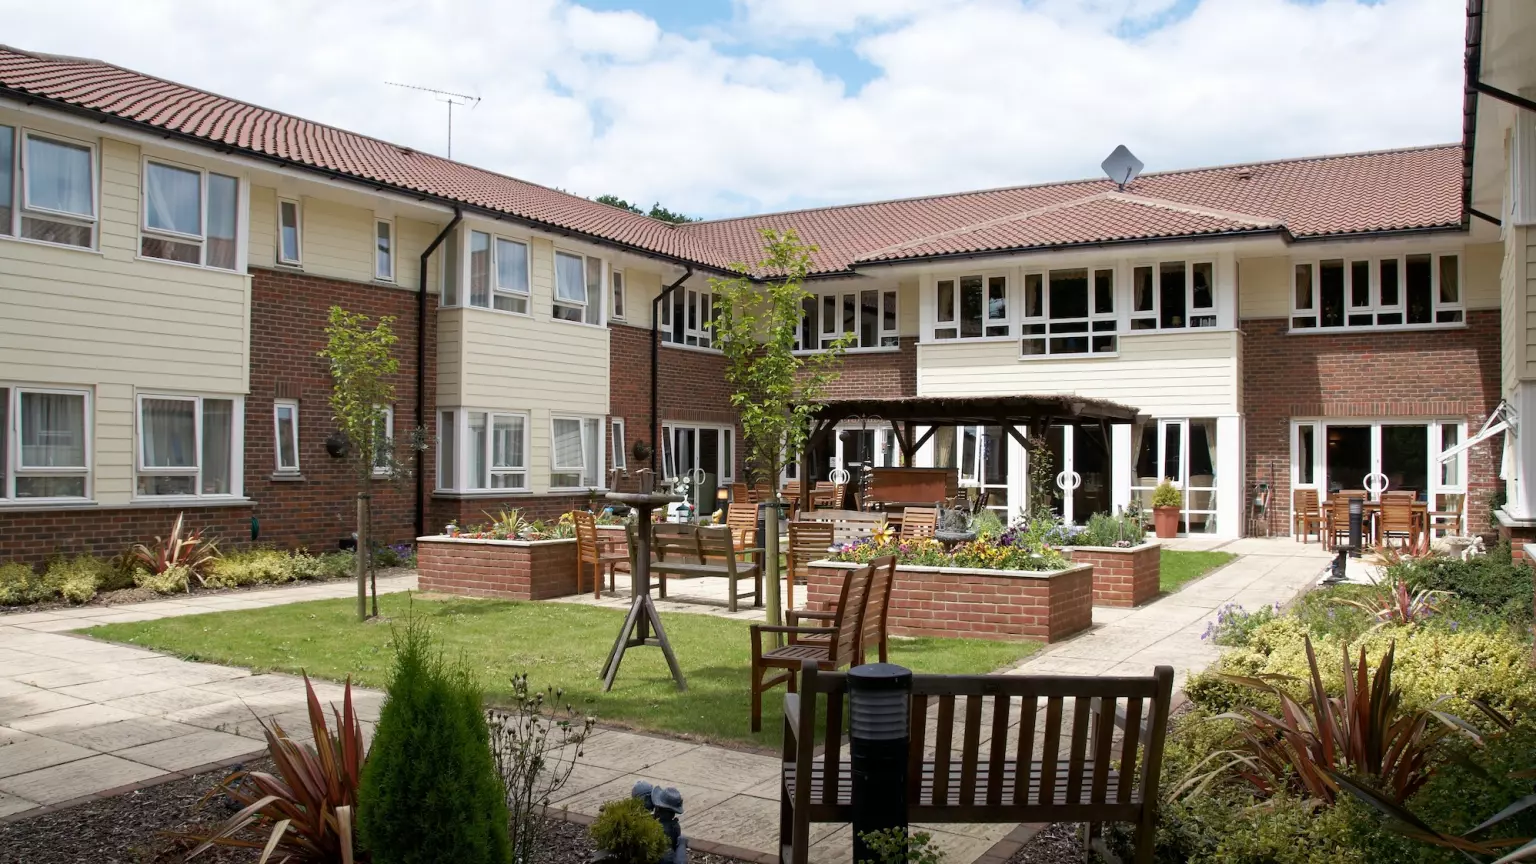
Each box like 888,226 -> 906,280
711,229 -> 852,628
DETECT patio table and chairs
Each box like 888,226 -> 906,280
1321,490 -> 1431,550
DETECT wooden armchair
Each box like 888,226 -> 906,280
788,552 -> 896,665
726,502 -> 760,565
1378,491 -> 1418,548
1291,489 -> 1322,543
899,506 -> 938,540
748,560 -> 873,732
573,511 -> 628,599
786,520 -> 834,612
1324,491 -> 1366,550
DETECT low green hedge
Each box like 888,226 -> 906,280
1,548 -> 359,605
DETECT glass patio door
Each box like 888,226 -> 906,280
662,424 -> 733,517
1294,421 -> 1466,529
1044,425 -> 1112,524
1131,418 -> 1219,534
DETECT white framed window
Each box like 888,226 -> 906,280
611,418 -> 627,471
796,288 -> 898,351
551,415 -> 603,489
375,219 -> 395,282
1020,267 -> 1118,357
1130,260 -> 1215,330
1,386 -> 91,501
610,269 -> 626,320
140,158 -> 240,270
136,394 -> 240,498
372,405 -> 394,476
0,127 -> 99,249
554,249 -> 603,325
463,230 -> 530,314
934,274 -> 1009,341
660,288 -> 714,348
1292,252 -> 1462,331
274,399 -> 300,474
277,198 -> 302,265
437,409 -> 529,492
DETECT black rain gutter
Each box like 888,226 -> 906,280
651,268 -> 693,474
1462,0 -> 1487,230
414,207 -> 461,539
842,225 -> 1291,272
0,89 -> 731,279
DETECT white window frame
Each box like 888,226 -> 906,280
796,288 -> 899,352
550,415 -> 605,490
610,269 -> 626,320
1290,252 -> 1463,333
134,393 -> 243,500
276,197 -> 302,266
1128,259 -> 1216,331
6,128 -> 100,249
932,272 -> 1013,342
374,218 -> 395,282
274,398 -> 300,474
1,385 -> 93,502
139,156 -> 241,271
553,249 -> 604,326
372,405 -> 394,477
435,408 -> 531,493
611,418 -> 627,471
660,288 -> 716,349
1019,266 -> 1119,358
660,422 -> 736,488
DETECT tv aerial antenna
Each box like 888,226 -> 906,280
385,81 -> 480,159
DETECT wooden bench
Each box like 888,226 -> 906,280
650,523 -> 762,612
778,662 -> 1175,864
798,509 -> 886,546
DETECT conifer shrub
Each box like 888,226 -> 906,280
589,797 -> 669,864
358,617 -> 510,864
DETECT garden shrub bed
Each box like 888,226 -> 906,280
805,559 -> 1093,642
1065,541 -> 1161,607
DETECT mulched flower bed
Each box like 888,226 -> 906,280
0,568 -> 414,617
1006,822 -> 1092,864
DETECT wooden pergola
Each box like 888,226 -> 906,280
794,394 -> 1139,515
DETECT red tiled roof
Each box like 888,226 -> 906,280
0,45 -> 1465,278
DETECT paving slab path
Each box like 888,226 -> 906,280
0,539 -> 1330,863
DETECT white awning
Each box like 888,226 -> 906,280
1438,418 -> 1510,463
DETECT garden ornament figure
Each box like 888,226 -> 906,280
631,780 -> 655,812
622,781 -> 687,864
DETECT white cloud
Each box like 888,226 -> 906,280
0,0 -> 1464,219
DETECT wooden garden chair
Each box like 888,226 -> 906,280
1324,491 -> 1366,550
1292,488 -> 1322,543
1378,491 -> 1419,548
573,511 -> 628,599
899,506 -> 938,540
726,501 -> 760,562
788,553 -> 895,665
1428,492 -> 1465,536
748,560 -> 873,732
730,482 -> 750,505
785,520 -> 834,613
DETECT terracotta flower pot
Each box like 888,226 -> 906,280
1153,506 -> 1181,539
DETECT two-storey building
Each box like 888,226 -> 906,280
0,41 -> 1509,560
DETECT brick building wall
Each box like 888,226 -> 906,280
0,505 -> 256,566
819,339 -> 918,400
1068,543 -> 1161,607
1242,310 -> 1503,537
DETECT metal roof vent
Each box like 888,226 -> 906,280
1101,145 -> 1144,192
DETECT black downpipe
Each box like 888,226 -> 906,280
415,208 -> 462,538
651,268 -> 694,473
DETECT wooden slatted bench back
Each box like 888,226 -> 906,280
651,524 -> 703,564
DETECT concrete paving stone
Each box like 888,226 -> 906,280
163,699 -> 270,734
541,760 -> 624,802
8,664 -> 133,690
0,611 -> 70,625
113,730 -> 264,772
568,730 -> 699,774
51,644 -> 167,664
550,772 -> 735,820
136,663 -> 251,688
103,686 -> 240,717
644,746 -> 780,794
5,703 -> 143,736
54,674 -> 185,703
74,610 -> 172,625
0,753 -> 165,804
683,793 -> 841,855
0,725 -> 31,745
11,618 -> 90,633
52,716 -> 206,753
806,824 -> 853,864
740,773 -> 782,801
195,674 -> 308,698
0,678 -> 39,698
0,789 -> 39,817
1004,656 -> 1117,677
0,688 -> 91,722
923,827 -> 1020,862
0,734 -> 99,778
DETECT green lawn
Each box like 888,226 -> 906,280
82,592 -> 1037,748
1159,549 -> 1236,593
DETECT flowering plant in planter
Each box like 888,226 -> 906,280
830,532 -> 1068,572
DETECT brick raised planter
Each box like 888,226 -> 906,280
804,560 -> 1094,643
1067,542 -> 1162,608
416,536 -> 578,600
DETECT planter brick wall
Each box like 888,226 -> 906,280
1068,543 -> 1161,607
804,560 -> 1093,643
416,536 -> 578,600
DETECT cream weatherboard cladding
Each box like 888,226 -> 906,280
1237,243 -> 1502,323
0,135 -> 250,507
248,185 -> 441,293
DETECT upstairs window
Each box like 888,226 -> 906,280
2,386 -> 91,500
466,231 -> 530,314
554,250 -> 602,325
0,127 -> 98,249
610,270 -> 626,320
142,160 -> 239,270
934,275 -> 1008,340
375,219 -> 394,281
1292,252 -> 1461,331
1021,267 -> 1118,356
796,289 -> 898,350
277,198 -> 302,265
1131,260 -> 1214,330
661,288 -> 714,348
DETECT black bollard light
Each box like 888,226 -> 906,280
849,663 -> 912,863
1348,497 -> 1364,558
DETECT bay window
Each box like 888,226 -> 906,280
1130,260 -> 1214,330
1,386 -> 91,500
934,274 -> 1008,340
796,288 -> 898,350
1020,267 -> 1118,356
141,159 -> 240,270
661,288 -> 714,348
137,394 -> 239,498
1292,252 -> 1461,331
464,230 -> 530,313
554,250 -> 602,324
436,409 -> 529,492
274,399 -> 299,474
551,416 -> 603,489
0,126 -> 98,248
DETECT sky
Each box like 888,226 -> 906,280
0,0 -> 1467,220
